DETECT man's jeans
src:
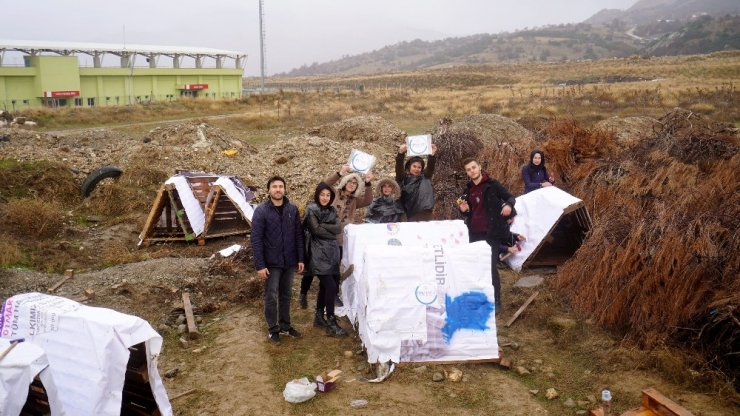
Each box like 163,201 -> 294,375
264,267 -> 294,333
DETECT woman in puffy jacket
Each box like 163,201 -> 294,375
522,149 -> 555,194
364,178 -> 404,223
303,182 -> 349,337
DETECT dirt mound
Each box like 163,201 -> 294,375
594,116 -> 662,150
143,122 -> 258,155
443,114 -> 534,145
308,115 -> 405,146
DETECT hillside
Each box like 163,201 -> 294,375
586,0 -> 740,26
279,0 -> 739,77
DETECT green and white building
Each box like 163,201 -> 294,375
0,40 -> 247,110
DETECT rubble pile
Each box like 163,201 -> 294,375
308,115 -> 406,147
594,116 -> 662,150
0,109 -> 37,127
142,123 -> 258,155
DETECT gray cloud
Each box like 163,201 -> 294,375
3,0 -> 638,76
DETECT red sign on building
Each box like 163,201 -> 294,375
43,91 -> 80,98
183,84 -> 208,90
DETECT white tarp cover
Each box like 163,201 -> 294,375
504,186 -> 584,271
0,339 -> 65,416
164,175 -> 206,236
341,220 -> 469,324
0,293 -> 172,416
212,177 -> 255,222
361,242 -> 498,364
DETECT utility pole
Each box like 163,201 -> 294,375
259,0 -> 266,92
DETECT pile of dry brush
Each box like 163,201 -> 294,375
430,108 -> 740,387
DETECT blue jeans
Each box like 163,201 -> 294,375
264,267 -> 294,333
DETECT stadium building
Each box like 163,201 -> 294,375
0,40 -> 247,110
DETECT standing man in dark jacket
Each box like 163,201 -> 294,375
458,158 -> 515,313
251,176 -> 305,345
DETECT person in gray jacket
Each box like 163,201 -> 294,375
303,182 -> 349,337
364,177 -> 404,223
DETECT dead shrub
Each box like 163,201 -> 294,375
0,198 -> 64,239
0,235 -> 25,265
0,160 -> 79,205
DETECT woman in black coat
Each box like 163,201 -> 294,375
304,182 -> 349,337
522,149 -> 555,194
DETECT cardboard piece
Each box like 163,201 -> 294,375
406,134 -> 433,156
348,149 -> 377,173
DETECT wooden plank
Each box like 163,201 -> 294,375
641,388 -> 695,416
165,186 -> 195,241
125,366 -> 150,384
48,269 -> 74,293
0,340 -> 21,361
138,184 -> 168,245
504,291 -> 539,328
202,186 -> 222,236
499,357 -> 512,369
182,292 -> 200,340
169,388 -> 197,401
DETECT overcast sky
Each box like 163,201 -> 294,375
3,0 -> 638,76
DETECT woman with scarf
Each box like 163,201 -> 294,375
395,143 -> 438,221
364,178 -> 404,223
303,182 -> 349,337
522,149 -> 555,194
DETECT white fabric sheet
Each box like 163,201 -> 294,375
0,339 -> 65,416
362,242 -> 498,363
504,186 -> 584,271
164,175 -> 205,236
341,220 -> 469,324
213,177 -> 255,222
0,293 -> 172,416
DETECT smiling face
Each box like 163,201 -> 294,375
409,161 -> 423,176
268,180 -> 285,202
318,188 -> 332,206
344,178 -> 358,195
464,160 -> 481,181
532,153 -> 542,166
381,183 -> 393,197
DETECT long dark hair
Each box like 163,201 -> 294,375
313,182 -> 335,207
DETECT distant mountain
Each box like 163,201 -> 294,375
586,0 -> 740,26
278,0 -> 740,77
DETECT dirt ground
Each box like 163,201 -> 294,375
1,246 -> 737,416
1,114 -> 739,415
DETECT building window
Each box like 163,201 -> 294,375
75,98 -> 83,107
87,98 -> 95,106
58,99 -> 68,107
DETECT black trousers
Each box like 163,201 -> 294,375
471,232 -> 501,304
316,274 -> 338,317
300,246 -> 342,298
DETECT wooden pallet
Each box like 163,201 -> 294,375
589,388 -> 695,416
20,376 -> 51,416
138,175 -> 253,247
121,342 -> 162,416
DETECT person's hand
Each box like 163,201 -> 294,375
365,171 -> 374,182
507,246 -> 518,254
500,204 -> 512,217
398,144 -> 407,153
459,201 -> 469,212
541,182 -> 552,188
257,268 -> 269,280
517,234 -> 527,241
297,263 -> 305,273
339,164 -> 350,176
430,143 -> 438,155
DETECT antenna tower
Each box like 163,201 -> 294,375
259,0 -> 266,92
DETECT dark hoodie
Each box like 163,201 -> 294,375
522,149 -> 554,194
303,182 -> 342,276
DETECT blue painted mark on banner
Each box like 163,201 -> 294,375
441,291 -> 494,344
